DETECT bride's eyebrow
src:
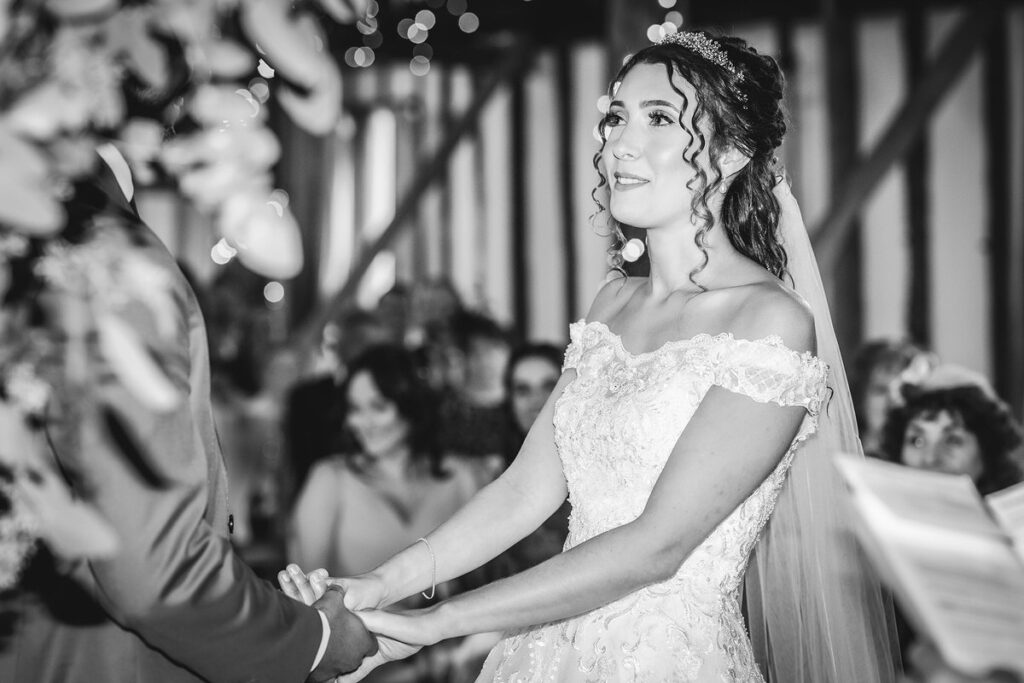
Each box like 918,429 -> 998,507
640,99 -> 680,111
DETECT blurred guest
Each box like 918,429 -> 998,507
287,344 -> 479,681
288,344 -> 477,583
883,364 -> 1023,495
852,339 -> 937,458
501,343 -> 570,574
377,283 -> 411,348
406,278 -> 465,391
883,364 -> 1024,663
503,343 -> 564,465
283,308 -> 393,495
437,311 -> 511,481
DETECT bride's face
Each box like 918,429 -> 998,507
600,63 -> 711,230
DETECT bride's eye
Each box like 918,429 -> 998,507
601,112 -> 624,130
649,111 -> 675,126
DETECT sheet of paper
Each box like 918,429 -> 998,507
835,454 -> 1024,676
834,454 -> 1002,539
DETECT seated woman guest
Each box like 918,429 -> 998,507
501,343 -> 570,572
883,364 -> 1023,495
851,338 -> 937,459
288,344 -> 478,588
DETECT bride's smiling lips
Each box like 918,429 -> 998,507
613,171 -> 649,190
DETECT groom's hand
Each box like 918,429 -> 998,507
308,585 -> 378,683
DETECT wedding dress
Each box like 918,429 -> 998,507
476,318 -> 828,682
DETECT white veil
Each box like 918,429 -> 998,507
744,180 -> 902,682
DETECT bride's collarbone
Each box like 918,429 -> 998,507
606,286 -> 765,351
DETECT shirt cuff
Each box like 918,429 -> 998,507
311,609 -> 331,672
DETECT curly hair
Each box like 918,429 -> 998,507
882,385 -> 1024,495
592,31 -> 788,285
339,344 -> 446,478
850,338 -> 931,435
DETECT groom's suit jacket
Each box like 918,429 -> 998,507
0,162 -> 323,682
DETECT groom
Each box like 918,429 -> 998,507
0,149 -> 376,682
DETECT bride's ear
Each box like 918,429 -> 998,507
719,145 -> 751,180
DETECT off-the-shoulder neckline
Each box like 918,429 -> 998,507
571,318 -> 821,364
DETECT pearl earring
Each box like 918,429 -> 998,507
621,238 -> 645,263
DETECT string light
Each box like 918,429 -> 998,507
458,12 -> 479,33
415,9 -> 436,30
263,281 -> 285,303
410,55 -> 431,76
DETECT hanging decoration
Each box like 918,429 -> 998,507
0,0 -> 363,590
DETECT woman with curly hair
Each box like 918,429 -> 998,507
883,365 -> 1023,495
283,30 -> 899,682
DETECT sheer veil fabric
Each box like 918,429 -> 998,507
744,180 -> 902,682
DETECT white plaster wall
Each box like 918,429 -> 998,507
857,16 -> 911,341
927,9 -> 991,375
524,51 -> 568,341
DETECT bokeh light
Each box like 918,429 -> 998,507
355,47 -> 375,67
415,9 -> 436,30
410,55 -> 431,76
458,12 -> 479,33
446,0 -> 467,16
658,0 -> 676,7
364,31 -> 383,48
397,17 -> 414,38
211,238 -> 237,265
257,59 -> 275,78
408,25 -> 428,43
646,23 -> 665,43
665,11 -> 684,27
269,189 -> 290,208
263,281 -> 285,304
413,43 -> 434,59
596,95 -> 610,113
248,78 -> 270,103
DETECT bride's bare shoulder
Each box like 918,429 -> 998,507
586,275 -> 646,323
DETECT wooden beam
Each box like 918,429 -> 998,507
984,3 -> 1021,409
439,67 -> 454,276
604,0 -> 670,81
822,0 -> 862,356
775,18 -> 800,180
292,46 -> 535,350
511,68 -> 529,335
556,44 -> 578,328
903,0 -> 931,347
812,4 -> 1000,267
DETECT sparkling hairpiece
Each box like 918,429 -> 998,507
658,31 -> 744,84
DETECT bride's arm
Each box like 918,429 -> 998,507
350,370 -> 576,607
363,296 -> 816,644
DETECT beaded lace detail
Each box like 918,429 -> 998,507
476,320 -> 828,682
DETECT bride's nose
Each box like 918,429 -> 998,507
611,128 -> 640,161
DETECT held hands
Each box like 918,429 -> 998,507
279,565 -> 427,683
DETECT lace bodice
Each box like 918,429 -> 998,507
477,320 -> 828,682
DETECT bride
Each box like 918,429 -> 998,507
282,30 -> 900,682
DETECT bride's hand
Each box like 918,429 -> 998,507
358,607 -> 444,648
334,632 -> 423,683
327,572 -> 390,612
279,566 -> 393,612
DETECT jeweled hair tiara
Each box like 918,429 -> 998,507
657,31 -> 744,83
